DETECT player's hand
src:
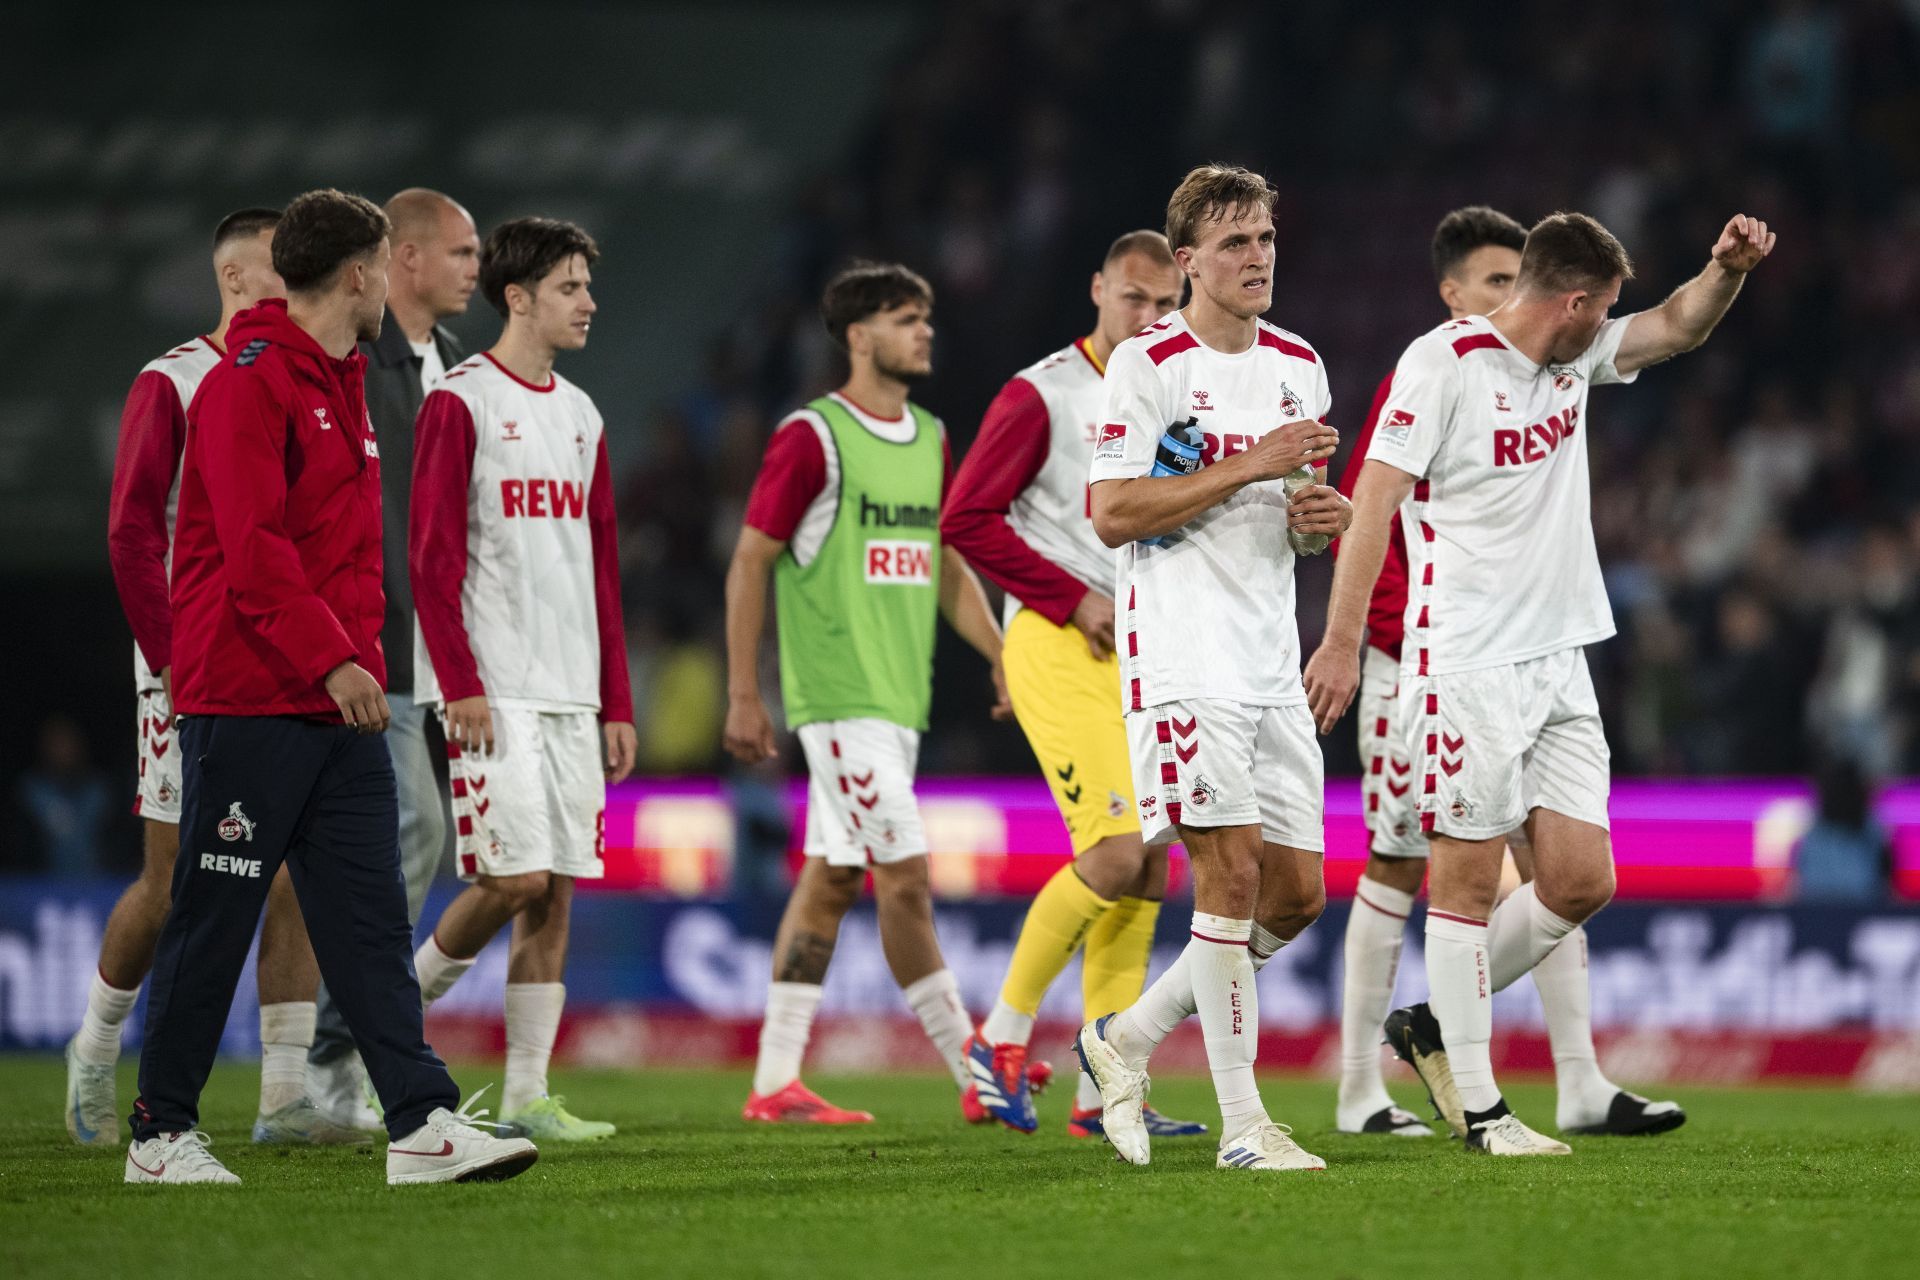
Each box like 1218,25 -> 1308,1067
1070,591 -> 1116,661
1239,419 -> 1338,482
989,660 -> 1014,721
1288,484 -> 1352,537
445,694 -> 494,755
1303,641 -> 1362,736
603,720 -> 637,784
160,665 -> 172,706
724,694 -> 778,764
1712,214 -> 1774,274
325,661 -> 391,734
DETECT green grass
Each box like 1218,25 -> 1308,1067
4,1056 -> 1917,1280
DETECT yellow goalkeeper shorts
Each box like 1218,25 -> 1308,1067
1002,607 -> 1138,855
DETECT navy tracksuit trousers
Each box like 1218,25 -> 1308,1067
131,715 -> 458,1142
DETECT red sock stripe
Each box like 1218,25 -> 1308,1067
1190,930 -> 1250,946
1355,888 -> 1410,921
1428,909 -> 1486,928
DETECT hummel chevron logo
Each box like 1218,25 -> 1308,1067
1389,758 -> 1411,775
1055,763 -> 1075,782
1386,779 -> 1411,797
471,776 -> 488,792
473,799 -> 491,816
1171,716 -> 1196,739
1442,733 -> 1465,754
1064,785 -> 1082,803
1440,759 -> 1464,777
857,795 -> 879,811
850,770 -> 874,788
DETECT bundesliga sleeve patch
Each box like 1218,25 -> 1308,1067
1094,422 -> 1127,459
1379,408 -> 1416,447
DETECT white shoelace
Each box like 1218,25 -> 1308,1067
438,1084 -> 512,1137
164,1131 -> 229,1175
1488,1114 -> 1542,1148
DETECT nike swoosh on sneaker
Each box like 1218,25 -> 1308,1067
388,1140 -> 455,1157
129,1154 -> 165,1177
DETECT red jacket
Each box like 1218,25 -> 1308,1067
170,300 -> 385,716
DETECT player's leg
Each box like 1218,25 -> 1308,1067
871,855 -> 974,1093
249,866 -> 363,1144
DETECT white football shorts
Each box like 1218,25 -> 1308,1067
1125,698 -> 1325,851
796,718 -> 927,866
1359,646 -> 1425,859
1405,646 -> 1611,841
133,687 -> 181,824
447,706 -> 606,881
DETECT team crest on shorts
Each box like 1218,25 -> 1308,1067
1448,797 -> 1474,822
157,781 -> 176,806
217,802 -> 256,843
1108,790 -> 1127,819
1189,774 -> 1219,809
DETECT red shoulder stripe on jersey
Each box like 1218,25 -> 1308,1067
1257,330 -> 1317,363
1451,333 -> 1506,358
1147,331 -> 1199,366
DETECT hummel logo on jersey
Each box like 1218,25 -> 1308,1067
314,407 -> 332,431
502,420 -> 521,441
1494,391 -> 1511,411
1191,389 -> 1213,411
199,852 -> 262,878
575,430 -> 587,456
217,802 -> 256,843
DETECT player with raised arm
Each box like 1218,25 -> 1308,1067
1304,211 -> 1774,1155
725,262 -> 1010,1125
82,208 -> 362,1150
942,230 -> 1204,1139
1330,206 -> 1684,1140
408,218 -> 637,1142
1072,165 -> 1352,1172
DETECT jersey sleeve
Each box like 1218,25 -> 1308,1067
408,389 -> 483,701
1578,315 -> 1642,387
1088,342 -> 1168,484
940,377 -> 1091,625
1365,336 -> 1459,478
106,369 -> 188,674
743,416 -> 827,542
587,435 -> 634,723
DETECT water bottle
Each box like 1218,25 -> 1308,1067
1284,465 -> 1331,556
1141,417 -> 1205,548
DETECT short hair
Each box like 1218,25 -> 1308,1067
1516,211 -> 1635,295
1103,229 -> 1177,270
385,188 -> 467,247
1164,164 -> 1276,252
212,207 -> 280,253
820,261 -> 934,349
272,189 -> 390,292
479,217 -> 599,316
1430,206 -> 1528,284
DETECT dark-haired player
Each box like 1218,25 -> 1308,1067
1329,207 -> 1685,1141
1306,210 -> 1774,1154
84,209 -> 361,1149
724,261 -> 1009,1124
408,218 -> 636,1142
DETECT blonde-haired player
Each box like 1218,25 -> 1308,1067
942,231 -> 1202,1138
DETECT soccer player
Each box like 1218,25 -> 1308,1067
724,262 -> 1009,1124
86,207 -> 362,1150
1329,206 -> 1684,1140
1304,211 -> 1775,1154
1074,165 -> 1351,1172
941,230 -> 1203,1139
408,217 -> 636,1142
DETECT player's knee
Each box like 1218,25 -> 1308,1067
813,864 -> 866,913
1365,854 -> 1426,896
1565,865 -> 1615,921
482,870 -> 550,913
1261,885 -> 1325,941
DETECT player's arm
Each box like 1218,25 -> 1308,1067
940,377 -> 1109,653
410,389 -> 486,750
587,434 -> 636,783
1303,460 -> 1419,734
1090,424 -> 1336,547
1613,214 -> 1775,376
195,371 -> 382,729
106,370 -> 187,698
938,547 -> 1013,721
723,418 -> 825,764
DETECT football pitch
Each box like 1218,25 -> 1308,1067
4,1057 -> 1916,1280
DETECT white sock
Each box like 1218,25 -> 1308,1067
1535,927 -> 1615,1127
1339,878 -> 1414,1120
1248,923 -> 1285,972
75,972 -> 139,1066
903,969 -> 973,1089
981,998 -> 1035,1048
752,981 -> 824,1097
414,933 -> 475,1007
1486,883 -> 1579,991
1424,909 -> 1500,1114
1188,913 -> 1266,1140
502,982 -> 566,1114
259,1001 -> 317,1113
1107,951 -> 1194,1069
1075,1069 -> 1103,1111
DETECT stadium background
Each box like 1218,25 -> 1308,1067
4,0 -> 1919,1088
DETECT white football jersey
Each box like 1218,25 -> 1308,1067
1003,340 -> 1117,626
413,354 -> 609,712
131,337 -> 222,691
1364,312 -> 1637,676
1089,311 -> 1332,710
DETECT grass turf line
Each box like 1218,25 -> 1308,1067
5,1056 -> 1917,1280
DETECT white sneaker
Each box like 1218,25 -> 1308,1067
66,1035 -> 119,1147
386,1088 -> 538,1186
125,1131 -> 241,1184
1466,1109 -> 1572,1156
252,1095 -> 372,1145
1071,1014 -> 1150,1166
307,1052 -> 381,1132
1217,1122 -> 1327,1171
